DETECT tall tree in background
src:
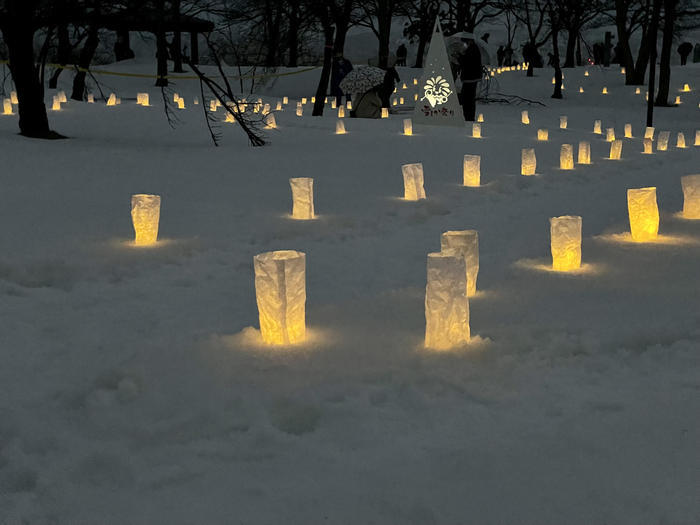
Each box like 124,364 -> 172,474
402,0 -> 440,67
502,0 -> 551,77
548,0 -> 563,98
654,0 -> 677,106
358,0 -> 402,68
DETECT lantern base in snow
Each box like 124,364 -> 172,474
402,163 -> 426,200
550,216 -> 582,271
290,178 -> 315,219
425,252 -> 470,350
577,142 -> 591,164
681,175 -> 700,219
254,250 -> 306,345
609,140 -> 623,160
403,118 -> 413,136
628,187 -> 659,242
521,148 -> 536,176
560,145 -> 574,170
472,123 -> 481,138
537,129 -> 548,141
441,230 -> 479,297
463,155 -> 480,187
131,194 -> 161,246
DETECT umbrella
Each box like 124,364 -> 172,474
339,65 -> 386,95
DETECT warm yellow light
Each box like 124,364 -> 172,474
414,93 -> 418,101
472,123 -> 481,138
224,112 -> 235,123
644,126 -> 655,140
577,141 -> 591,164
402,82 -> 407,89
674,95 -> 681,105
265,113 -> 277,129
521,110 -> 530,125
275,101 -> 282,111
173,93 -> 180,103
131,194 -> 161,246
399,97 -> 404,105
593,120 -> 602,134
337,106 -> 345,118
290,178 -> 315,219
176,98 -> 185,109
3,99 -> 13,115
194,97 -> 199,105
346,101 -> 352,110
550,215 -> 582,271
331,99 -> 337,109
579,86 -> 584,93
627,187 -> 659,241
107,93 -> 117,106
424,251 -> 470,350
681,175 -> 700,219
381,107 -> 389,118
283,96 -> 289,105
402,163 -> 426,200
602,87 -> 608,94
657,131 -> 670,151
605,128 -> 615,142
609,139 -> 623,160
301,97 -> 307,105
51,96 -> 61,111
584,70 -> 589,77
296,103 -> 303,117
87,93 -> 94,103
676,132 -> 686,148
311,97 -> 315,104
477,113 -> 484,123
621,67 -> 626,74
624,124 -> 632,138
642,138 -> 653,154
137,93 -> 150,106
560,144 -> 574,170
413,78 -> 418,85
560,116 -> 568,129
441,230 -> 479,297
695,130 -> 700,146
254,250 -> 306,345
463,155 -> 480,187
335,119 -> 346,134
682,83 -> 691,92
58,91 -> 67,103
537,129 -> 548,141
521,148 -> 536,176
392,98 -> 397,106
262,103 -> 271,115
10,91 -> 18,104
403,118 -> 412,136
552,77 -> 555,84
635,87 -> 641,94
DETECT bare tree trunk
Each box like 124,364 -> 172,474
71,25 -> 99,100
172,0 -> 184,72
376,0 -> 393,69
414,34 -> 427,68
287,0 -> 300,67
646,0 -> 662,125
563,28 -> 576,67
654,0 -> 676,106
155,0 -> 168,86
551,19 -> 563,98
1,1 -> 53,138
313,24 -> 334,116
48,24 -> 71,89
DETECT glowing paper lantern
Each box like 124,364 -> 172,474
262,103 -> 271,114
682,84 -> 690,92
173,93 -> 180,103
593,120 -> 602,134
472,123 -> 481,138
10,91 -> 17,104
176,98 -> 185,109
2,99 -> 12,115
537,129 -> 548,141
337,106 -> 345,118
275,101 -> 282,111
463,155 -> 480,187
402,82 -> 407,89
643,138 -> 653,154
560,116 -> 568,129
624,124 -> 632,138
399,97 -> 404,105
602,87 -> 608,94
131,194 -> 161,246
346,101 -> 352,110
627,187 -> 659,241
289,178 -> 315,219
58,91 -> 67,103
424,251 -> 470,350
311,97 -> 315,104
577,141 -> 591,164
335,119 -> 346,134
381,107 -> 389,118
413,78 -> 418,85
644,126 -> 655,140
254,250 -> 306,345
264,113 -> 277,129
194,98 -> 199,105
296,104 -> 303,117
283,96 -> 289,105
560,144 -> 574,170
584,70 -> 589,77
621,67 -> 626,74
107,93 -> 117,106
441,230 -> 479,297
51,96 -> 61,111
301,97 -> 307,105
635,87 -> 641,94
521,148 -> 536,176
675,132 -> 685,148
392,99 -> 398,106
609,139 -> 623,160
681,175 -> 700,219
579,87 -> 584,93
674,96 -> 681,105
521,110 -> 530,125
402,163 -> 426,200
477,113 -> 484,123
550,216 -> 582,271
331,99 -> 337,109
413,93 -> 418,101
657,131 -> 670,151
606,128 -> 615,142
87,94 -> 94,103
403,118 -> 413,136
695,130 -> 700,146
137,93 -> 150,106
209,100 -> 217,111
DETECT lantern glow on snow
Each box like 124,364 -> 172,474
550,216 -> 582,271
131,194 -> 161,246
290,178 -> 315,220
402,163 -> 426,200
627,187 -> 659,242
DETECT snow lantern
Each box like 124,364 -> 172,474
331,99 -> 337,109
10,91 -> 18,104
643,138 -> 653,154
403,118 -> 413,136
674,95 -> 681,105
131,194 -> 161,246
676,132 -> 686,148
282,96 -> 289,105
681,175 -> 700,219
521,110 -> 530,125
624,124 -> 632,138
402,163 -> 426,201
463,155 -> 481,187
301,97 -> 307,105
275,101 -> 282,111
209,100 -> 217,112
381,107 -> 389,118
521,148 -> 536,176
609,139 -> 623,160
2,99 -> 12,115
472,123 -> 481,139
477,113 -> 484,123
578,141 -> 591,164
335,119 -> 346,134
177,98 -> 185,110
635,87 -> 641,94
657,131 -> 670,151
346,100 -> 352,110
593,120 -> 602,134
627,187 -> 659,241
682,84 -> 690,92
606,128 -> 615,142
621,67 -> 626,74
441,230 -> 479,297
560,144 -> 574,170
413,78 -> 418,85
58,91 -> 67,103
644,127 -> 655,140
107,93 -> 117,106
137,93 -> 149,106
296,103 -> 303,117
310,97 -> 315,104
173,93 -> 180,103
87,94 -> 94,103
337,106 -> 345,118
265,113 -> 277,129
51,96 -> 61,111
579,87 -> 584,93
290,178 -> 315,220
392,98 -> 398,106
550,215 -> 582,271
560,116 -> 568,129
537,129 -> 549,141
262,103 -> 271,115
400,97 -> 405,105
584,70 -> 589,77
254,250 -> 306,345
602,87 -> 608,94
695,130 -> 700,146
424,251 -> 470,350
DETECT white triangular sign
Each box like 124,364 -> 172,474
412,18 -> 463,127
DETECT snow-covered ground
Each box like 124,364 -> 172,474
0,62 -> 699,524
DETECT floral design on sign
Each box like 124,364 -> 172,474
421,76 -> 452,108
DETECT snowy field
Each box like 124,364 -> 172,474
0,62 -> 699,524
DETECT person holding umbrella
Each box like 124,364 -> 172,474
457,32 -> 482,122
